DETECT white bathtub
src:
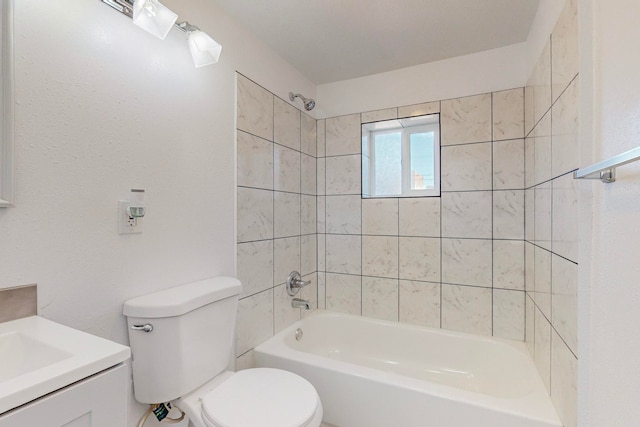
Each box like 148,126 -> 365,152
254,311 -> 561,427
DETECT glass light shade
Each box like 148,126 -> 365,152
132,0 -> 178,40
188,30 -> 222,67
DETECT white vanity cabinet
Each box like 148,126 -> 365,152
0,316 -> 131,427
0,363 -> 127,427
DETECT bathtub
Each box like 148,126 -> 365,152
254,310 -> 561,427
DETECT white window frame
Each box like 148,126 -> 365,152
363,115 -> 440,198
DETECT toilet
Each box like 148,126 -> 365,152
123,277 -> 323,427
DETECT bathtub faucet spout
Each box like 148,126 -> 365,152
291,298 -> 311,310
286,271 -> 311,296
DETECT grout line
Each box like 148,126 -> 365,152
271,95 -> 276,337
490,92 -> 495,337
323,120 -> 328,311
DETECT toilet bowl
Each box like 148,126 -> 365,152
178,369 -> 322,427
123,277 -> 323,427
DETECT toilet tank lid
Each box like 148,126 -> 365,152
123,277 -> 242,318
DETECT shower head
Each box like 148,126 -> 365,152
289,92 -> 316,111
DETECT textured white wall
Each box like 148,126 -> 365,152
315,43 -> 527,118
579,0 -> 640,425
0,1 -> 313,425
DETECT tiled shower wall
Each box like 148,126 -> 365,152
235,1 -> 578,420
524,0 -> 578,425
235,74 -> 318,368
316,89 -> 527,340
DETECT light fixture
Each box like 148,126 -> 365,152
132,0 -> 177,40
100,0 -> 222,67
188,30 -> 222,67
177,22 -> 222,67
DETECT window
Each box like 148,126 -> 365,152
362,114 -> 440,198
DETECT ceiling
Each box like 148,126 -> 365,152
214,0 -> 541,84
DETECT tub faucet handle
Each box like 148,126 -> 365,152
286,271 -> 310,296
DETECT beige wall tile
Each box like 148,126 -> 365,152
362,198 -> 399,236
493,240 -> 525,291
274,192 -> 301,238
325,155 -> 361,195
326,114 -> 361,156
325,273 -> 361,315
493,88 -> 525,141
551,330 -> 578,427
237,187 -> 273,243
301,273 -> 319,314
361,108 -> 397,123
441,284 -> 492,336
399,280 -> 440,328
534,246 -> 552,320
493,139 -> 525,190
525,294 -> 535,357
326,195 -> 362,234
301,113 -> 317,157
441,94 -> 492,146
237,131 -> 273,190
399,237 -> 440,282
316,119 -> 326,157
301,235 -> 318,276
493,289 -> 525,341
552,173 -> 579,262
236,289 -> 273,356
441,142 -> 492,191
534,183 -> 552,251
317,272 -> 326,310
534,112 -> 552,186
534,305 -> 551,393
552,254 -> 578,355
274,237 -> 301,286
442,238 -> 492,288
398,101 -> 440,118
274,144 -> 300,193
301,195 -> 317,235
326,234 -> 361,274
399,198 -> 440,237
274,97 -> 301,151
551,0 -> 579,103
235,349 -> 255,371
237,241 -> 273,298
362,277 -> 399,321
441,191 -> 492,239
274,283 -> 301,333
493,190 -> 525,240
362,236 -> 399,279
237,75 -> 273,141
301,153 -> 316,195
528,40 -> 552,132
552,77 -> 579,178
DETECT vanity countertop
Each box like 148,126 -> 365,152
0,316 -> 130,415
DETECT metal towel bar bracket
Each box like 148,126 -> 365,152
574,146 -> 640,183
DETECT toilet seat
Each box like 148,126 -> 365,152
201,368 -> 321,427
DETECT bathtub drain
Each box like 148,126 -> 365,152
295,328 -> 303,341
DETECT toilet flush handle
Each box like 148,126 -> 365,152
131,323 -> 154,332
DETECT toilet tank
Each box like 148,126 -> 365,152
123,277 -> 242,404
